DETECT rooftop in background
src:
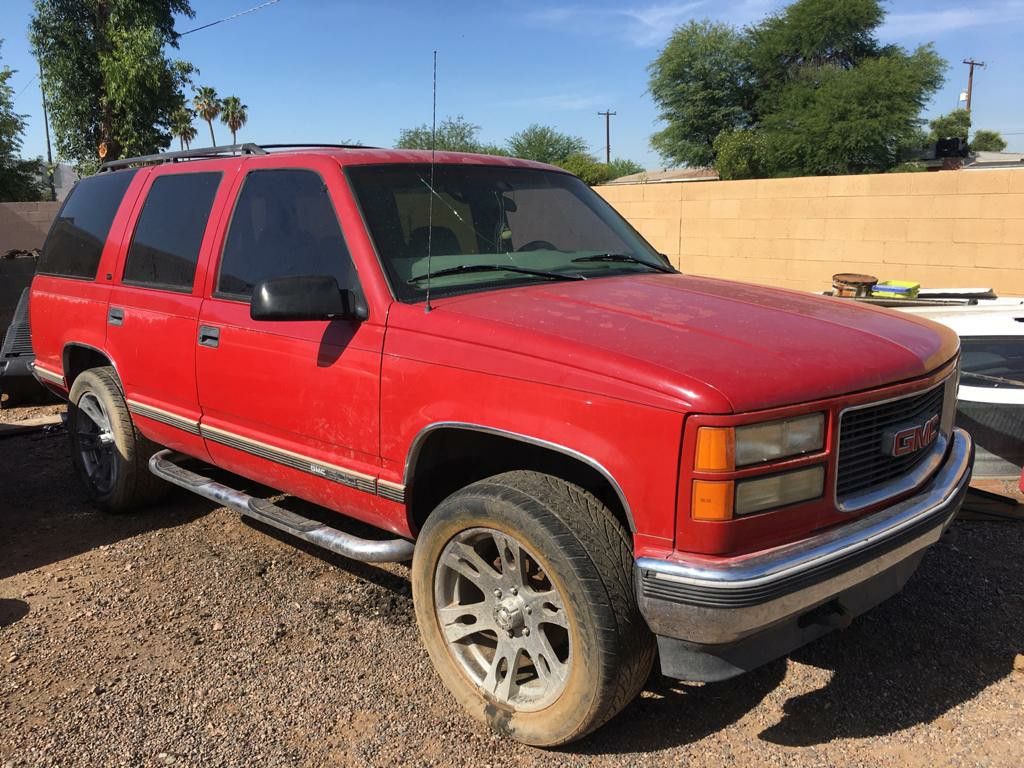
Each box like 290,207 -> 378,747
964,151 -> 1024,169
602,167 -> 719,185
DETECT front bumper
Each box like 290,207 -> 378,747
637,427 -> 974,681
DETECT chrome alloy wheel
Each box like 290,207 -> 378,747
434,527 -> 571,711
74,392 -> 117,495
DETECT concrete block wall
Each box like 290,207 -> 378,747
595,170 -> 1024,295
0,202 -> 61,254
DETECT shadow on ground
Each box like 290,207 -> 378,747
0,431 -> 212,579
568,521 -> 1023,754
0,598 -> 29,627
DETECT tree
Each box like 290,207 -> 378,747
170,106 -> 196,150
557,153 -> 610,185
606,158 -> 645,179
396,115 -> 498,153
0,41 -> 46,201
219,96 -> 247,145
193,86 -> 220,146
928,109 -> 970,141
970,130 -> 1007,153
506,124 -> 588,164
30,0 -> 195,170
648,0 -> 946,177
648,21 -> 754,168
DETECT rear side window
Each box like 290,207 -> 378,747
38,170 -> 138,279
123,172 -> 222,292
217,169 -> 357,298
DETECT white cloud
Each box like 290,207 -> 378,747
529,2 -> 707,47
881,1 -> 1024,40
505,92 -> 607,110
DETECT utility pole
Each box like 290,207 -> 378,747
962,58 -> 985,113
597,109 -> 616,164
37,57 -> 56,202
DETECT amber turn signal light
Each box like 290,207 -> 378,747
691,480 -> 734,521
695,427 -> 735,472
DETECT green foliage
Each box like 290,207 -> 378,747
647,0 -> 947,177
30,0 -> 196,168
170,106 -> 196,150
606,158 -> 645,179
0,41 -> 46,201
648,20 -> 753,168
506,124 -> 588,164
556,153 -> 610,185
396,115 -> 489,152
969,129 -> 1007,153
219,95 -> 247,144
758,46 -> 945,176
928,109 -> 970,141
193,86 -> 220,146
713,130 -> 768,180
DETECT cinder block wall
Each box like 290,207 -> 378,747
595,170 -> 1024,295
0,202 -> 60,254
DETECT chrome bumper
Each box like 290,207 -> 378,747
637,427 -> 974,647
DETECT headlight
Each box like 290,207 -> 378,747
734,466 -> 825,516
695,413 -> 826,471
735,413 -> 825,466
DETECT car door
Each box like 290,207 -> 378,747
105,165 -> 232,459
195,159 -> 390,529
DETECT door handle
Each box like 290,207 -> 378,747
108,307 -> 124,326
198,325 -> 220,348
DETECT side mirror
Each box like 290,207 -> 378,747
250,275 -> 367,321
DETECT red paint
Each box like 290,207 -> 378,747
30,148 -> 961,559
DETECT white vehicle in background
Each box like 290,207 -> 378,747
899,298 -> 1024,479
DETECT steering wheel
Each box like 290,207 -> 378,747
516,239 -> 558,252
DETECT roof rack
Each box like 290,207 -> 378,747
98,142 -> 375,172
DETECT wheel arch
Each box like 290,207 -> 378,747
62,343 -> 121,390
404,422 -> 635,537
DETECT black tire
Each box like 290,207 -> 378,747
412,470 -> 655,746
67,366 -> 166,512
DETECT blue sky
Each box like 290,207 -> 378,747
4,0 -> 1023,168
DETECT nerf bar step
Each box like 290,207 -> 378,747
149,449 -> 414,562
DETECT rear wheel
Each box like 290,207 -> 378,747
68,366 -> 166,512
412,470 -> 654,746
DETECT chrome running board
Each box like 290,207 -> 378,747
149,449 -> 414,563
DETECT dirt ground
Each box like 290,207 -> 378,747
1,403 -> 1022,767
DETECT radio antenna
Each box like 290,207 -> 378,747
424,50 -> 437,314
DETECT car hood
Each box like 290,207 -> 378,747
431,273 -> 959,413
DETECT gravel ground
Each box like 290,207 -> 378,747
1,403 -> 1022,767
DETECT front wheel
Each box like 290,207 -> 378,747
412,471 -> 654,746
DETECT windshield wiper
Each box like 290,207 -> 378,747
408,263 -> 586,284
571,253 -> 675,273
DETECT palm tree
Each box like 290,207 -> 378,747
220,96 -> 248,145
170,107 -> 198,151
193,86 -> 221,146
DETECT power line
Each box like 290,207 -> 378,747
962,58 -> 985,113
179,0 -> 282,37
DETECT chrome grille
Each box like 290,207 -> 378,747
836,382 -> 946,499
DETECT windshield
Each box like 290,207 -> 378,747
346,163 -> 673,302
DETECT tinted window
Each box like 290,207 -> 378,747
346,164 -> 665,302
218,169 -> 357,298
123,172 -> 221,291
38,170 -> 138,279
961,336 -> 1024,389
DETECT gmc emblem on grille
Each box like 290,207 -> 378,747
882,414 -> 940,457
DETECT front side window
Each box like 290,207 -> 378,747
38,169 -> 138,279
346,163 -> 671,302
217,169 -> 357,299
123,172 -> 222,291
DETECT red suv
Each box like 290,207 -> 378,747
29,144 -> 973,746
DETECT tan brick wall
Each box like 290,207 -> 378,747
0,202 -> 60,254
595,170 -> 1024,295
